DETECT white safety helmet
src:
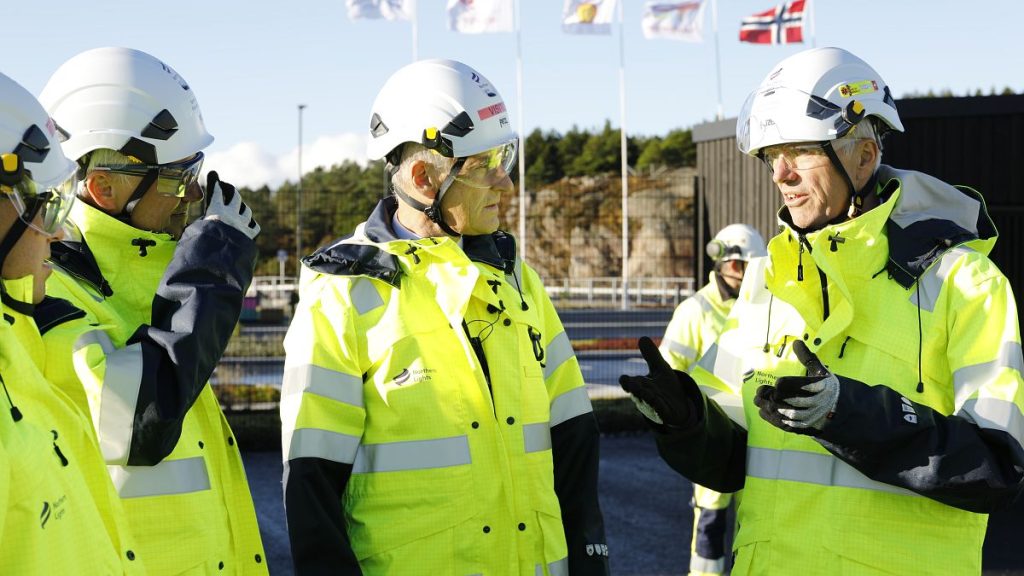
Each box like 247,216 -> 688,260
39,47 -> 213,165
0,71 -> 77,238
367,58 -> 517,163
367,59 -> 517,236
706,224 -> 767,262
736,47 -> 903,158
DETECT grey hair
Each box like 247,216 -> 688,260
80,148 -> 139,194
391,143 -> 455,198
832,119 -> 883,171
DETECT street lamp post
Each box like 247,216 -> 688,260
296,104 -> 306,276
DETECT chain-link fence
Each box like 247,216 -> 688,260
215,169 -> 696,447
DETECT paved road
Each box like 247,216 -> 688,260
241,433 -> 1024,575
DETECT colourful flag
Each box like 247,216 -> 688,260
346,0 -> 412,21
739,0 -> 806,44
447,0 -> 514,34
641,1 -> 705,42
562,0 -> 618,35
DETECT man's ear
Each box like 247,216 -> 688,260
856,138 -> 879,177
82,172 -> 120,211
410,160 -> 438,200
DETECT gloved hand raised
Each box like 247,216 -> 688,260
754,340 -> 839,435
203,171 -> 260,239
618,336 -> 698,427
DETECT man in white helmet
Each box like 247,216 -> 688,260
621,47 -> 1024,573
659,223 -> 766,576
36,47 -> 267,575
0,69 -> 144,574
281,59 -> 609,575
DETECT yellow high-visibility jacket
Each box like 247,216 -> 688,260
281,198 -> 609,576
0,276 -> 138,574
41,201 -> 267,575
660,166 -> 1024,575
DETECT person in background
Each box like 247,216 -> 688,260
659,223 -> 766,576
620,46 -> 1024,574
281,58 -> 609,575
37,47 -> 267,574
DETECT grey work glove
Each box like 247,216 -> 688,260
203,171 -> 260,239
754,340 -> 839,435
618,336 -> 698,427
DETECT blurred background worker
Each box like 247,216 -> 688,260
281,58 -> 609,576
0,70 -> 136,574
659,223 -> 766,576
38,47 -> 267,575
620,46 -> 1024,574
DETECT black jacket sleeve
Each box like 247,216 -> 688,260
816,376 -> 1024,513
551,412 -> 609,575
284,457 -> 362,575
124,219 -> 257,464
653,383 -> 748,493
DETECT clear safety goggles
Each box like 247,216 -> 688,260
454,140 -> 518,189
3,171 -> 77,235
93,152 -> 205,198
736,86 -> 860,156
758,141 -> 831,173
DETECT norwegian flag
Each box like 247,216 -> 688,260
739,0 -> 806,45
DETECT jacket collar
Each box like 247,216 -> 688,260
304,197 -> 517,285
773,165 -> 997,289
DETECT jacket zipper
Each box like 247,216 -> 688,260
799,235 -> 830,321
462,320 -> 495,416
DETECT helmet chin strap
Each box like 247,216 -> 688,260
389,157 -> 466,237
0,198 -> 45,315
820,140 -> 869,224
118,169 -> 159,222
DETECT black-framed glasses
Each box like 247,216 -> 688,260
93,152 -> 204,198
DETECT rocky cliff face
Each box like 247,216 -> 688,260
501,167 -> 696,280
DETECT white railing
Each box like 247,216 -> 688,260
248,275 -> 696,309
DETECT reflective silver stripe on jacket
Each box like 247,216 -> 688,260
910,246 -> 973,312
692,291 -> 712,314
961,397 -> 1024,448
283,364 -> 364,408
288,427 -> 361,464
353,435 -> 471,474
74,330 -> 143,466
109,456 -> 210,498
543,331 -> 575,380
953,341 -> 1024,409
665,339 -> 697,363
550,387 -> 593,427
690,554 -> 725,575
699,385 -> 746,429
537,557 -> 568,576
523,422 -> 552,453
746,446 -> 918,497
696,342 -> 718,374
351,277 -> 384,315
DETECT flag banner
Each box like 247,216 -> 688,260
447,0 -> 514,34
641,1 -> 705,41
562,0 -> 618,35
346,0 -> 412,21
739,0 -> 805,44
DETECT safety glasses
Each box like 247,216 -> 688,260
454,140 -> 518,189
3,172 -> 77,235
93,152 -> 205,198
758,142 -> 830,173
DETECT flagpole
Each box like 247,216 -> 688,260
809,0 -> 816,48
712,0 -> 723,120
515,0 -> 527,258
411,0 -> 419,60
618,0 -> 629,310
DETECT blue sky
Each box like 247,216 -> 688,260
7,1 -> 1022,188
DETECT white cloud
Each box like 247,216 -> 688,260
203,133 -> 369,189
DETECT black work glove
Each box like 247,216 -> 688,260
618,336 -> 699,428
754,340 -> 839,435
